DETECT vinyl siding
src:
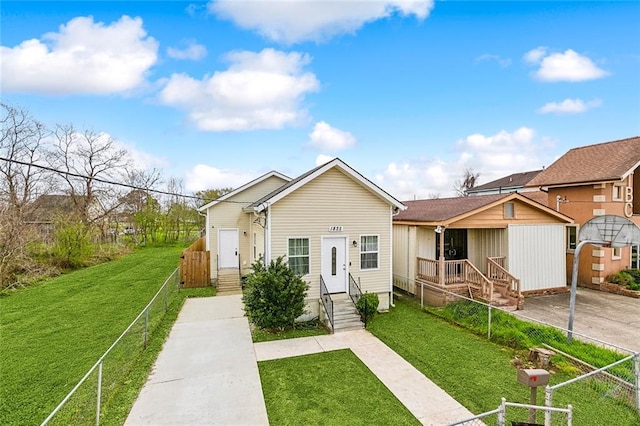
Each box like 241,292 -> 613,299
467,228 -> 508,273
508,224 -> 567,291
205,175 -> 288,279
269,168 -> 393,313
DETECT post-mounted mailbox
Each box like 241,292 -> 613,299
517,369 -> 549,388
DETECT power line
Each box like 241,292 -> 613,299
0,156 -> 248,204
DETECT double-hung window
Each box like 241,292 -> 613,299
288,238 -> 309,275
360,235 -> 379,270
566,225 -> 578,252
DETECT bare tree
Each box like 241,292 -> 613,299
50,124 -> 130,227
0,103 -> 50,288
453,168 -> 480,197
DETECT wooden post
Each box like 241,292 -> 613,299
439,227 -> 445,286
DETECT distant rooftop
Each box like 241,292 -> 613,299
467,170 -> 542,194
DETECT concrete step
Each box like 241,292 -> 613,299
333,319 -> 364,332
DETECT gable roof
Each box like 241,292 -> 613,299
248,158 -> 406,212
25,194 -> 77,223
467,170 -> 542,194
526,136 -> 640,188
393,192 -> 571,225
197,171 -> 290,211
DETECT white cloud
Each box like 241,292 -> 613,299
524,46 -> 547,64
159,48 -> 320,131
537,98 -> 602,115
0,16 -> 158,95
525,48 -> 609,82
167,39 -> 207,61
476,54 -> 511,68
184,164 -> 257,192
307,121 -> 356,152
315,154 -> 336,166
208,0 -> 434,44
376,127 -> 549,199
115,140 -> 169,170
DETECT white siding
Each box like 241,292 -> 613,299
269,168 -> 393,313
508,224 -> 567,291
468,228 -> 508,273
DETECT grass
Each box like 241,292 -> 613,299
251,319 -> 329,343
368,295 -> 640,425
0,246 -> 213,425
258,349 -> 420,426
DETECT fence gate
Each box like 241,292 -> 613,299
180,237 -> 211,288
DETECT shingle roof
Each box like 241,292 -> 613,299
468,170 -> 542,193
521,190 -> 550,208
24,194 -> 76,222
394,194 -> 510,223
526,136 -> 640,188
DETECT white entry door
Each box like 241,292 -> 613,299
218,229 -> 239,269
321,236 -> 347,293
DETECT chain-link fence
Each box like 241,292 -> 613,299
393,274 -> 640,418
41,268 -> 181,425
448,398 -> 573,426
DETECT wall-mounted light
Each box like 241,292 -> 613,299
435,225 -> 444,234
352,240 -> 358,248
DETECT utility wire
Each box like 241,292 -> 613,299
0,156 -> 250,204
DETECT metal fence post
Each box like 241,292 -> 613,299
144,308 -> 149,349
487,305 -> 492,340
96,361 -> 103,426
544,385 -> 552,426
634,352 -> 640,414
497,397 -> 506,426
567,404 -> 573,426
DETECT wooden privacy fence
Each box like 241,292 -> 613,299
180,237 -> 211,288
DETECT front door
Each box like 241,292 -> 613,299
322,236 -> 347,293
218,229 -> 239,269
436,229 -> 468,260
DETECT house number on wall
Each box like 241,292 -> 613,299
329,226 -> 343,232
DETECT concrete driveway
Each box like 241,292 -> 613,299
515,288 -> 640,353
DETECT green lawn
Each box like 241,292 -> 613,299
258,349 -> 420,426
368,295 -> 640,425
251,320 -> 329,342
0,246 -> 213,425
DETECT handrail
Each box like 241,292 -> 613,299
320,275 -> 334,331
487,257 -> 521,298
463,259 -> 493,299
348,273 -> 362,306
416,257 -> 493,299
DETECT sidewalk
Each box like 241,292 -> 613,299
126,294 -> 475,425
125,295 -> 268,425
254,330 -> 476,425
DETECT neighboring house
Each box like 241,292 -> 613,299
526,136 -> 640,286
393,193 -> 574,308
466,170 -> 542,196
24,194 -> 81,241
198,158 -> 406,329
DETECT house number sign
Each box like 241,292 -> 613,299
329,226 -> 343,232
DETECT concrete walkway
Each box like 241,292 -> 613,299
125,295 -> 268,425
254,330 -> 476,425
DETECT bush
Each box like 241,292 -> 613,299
356,292 -> 379,327
607,269 -> 640,290
242,256 -> 309,330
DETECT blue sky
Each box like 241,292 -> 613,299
2,1 -> 639,199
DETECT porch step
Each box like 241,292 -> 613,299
489,294 -> 518,311
331,294 -> 364,333
216,269 -> 241,296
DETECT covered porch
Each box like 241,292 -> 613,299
392,193 -> 574,309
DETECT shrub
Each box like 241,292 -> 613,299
607,269 -> 640,290
356,292 -> 379,327
242,256 -> 309,331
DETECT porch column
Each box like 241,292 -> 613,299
439,228 -> 445,286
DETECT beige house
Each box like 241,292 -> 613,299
198,158 -> 405,330
393,192 -> 573,309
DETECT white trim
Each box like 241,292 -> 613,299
253,158 -> 406,212
321,235 -> 348,293
389,207 -> 394,300
265,204 -> 271,263
197,171 -> 290,211
612,184 -> 624,202
359,234 -> 380,271
621,159 -> 640,181
566,224 -> 578,253
217,228 -> 239,269
612,247 -> 622,260
205,213 -> 210,251
287,236 -> 311,277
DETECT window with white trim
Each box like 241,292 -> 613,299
566,225 -> 578,252
504,202 -> 515,218
612,185 -> 624,201
288,238 -> 309,275
360,235 -> 379,270
612,247 -> 622,260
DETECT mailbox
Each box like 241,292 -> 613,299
517,369 -> 549,387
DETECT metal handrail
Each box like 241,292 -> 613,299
320,275 -> 334,331
348,273 -> 362,306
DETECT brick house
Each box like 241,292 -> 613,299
526,136 -> 640,286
